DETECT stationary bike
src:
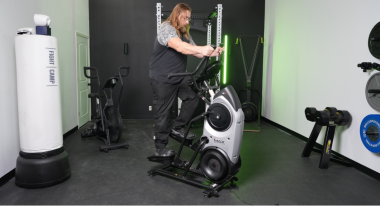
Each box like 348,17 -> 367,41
81,66 -> 130,153
148,46 -> 245,197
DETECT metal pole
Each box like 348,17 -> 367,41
216,4 -> 222,89
156,3 -> 162,34
207,21 -> 212,46
216,4 -> 222,61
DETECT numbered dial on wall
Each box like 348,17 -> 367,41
369,22 -> 380,59
365,73 -> 380,111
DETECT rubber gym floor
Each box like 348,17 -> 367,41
0,119 -> 380,205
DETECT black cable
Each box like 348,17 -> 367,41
227,183 -> 254,205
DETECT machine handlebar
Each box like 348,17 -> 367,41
83,67 -> 99,79
168,57 -> 209,79
168,44 -> 218,80
167,72 -> 193,79
118,66 -> 130,77
167,44 -> 224,96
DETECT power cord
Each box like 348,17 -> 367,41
227,183 -> 254,205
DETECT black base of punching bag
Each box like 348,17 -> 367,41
15,147 -> 71,188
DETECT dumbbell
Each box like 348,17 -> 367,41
315,107 -> 351,126
305,107 -> 351,126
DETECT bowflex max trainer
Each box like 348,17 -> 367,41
148,45 -> 245,198
81,66 -> 130,153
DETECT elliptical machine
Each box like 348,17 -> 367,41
81,66 -> 130,153
148,46 -> 245,197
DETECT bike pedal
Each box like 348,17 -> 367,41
81,130 -> 95,138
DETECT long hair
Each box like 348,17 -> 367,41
163,3 -> 191,40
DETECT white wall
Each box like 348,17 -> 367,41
0,0 -> 89,178
263,0 -> 380,173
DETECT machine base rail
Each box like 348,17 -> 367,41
148,164 -> 238,198
99,142 -> 128,153
147,155 -> 175,165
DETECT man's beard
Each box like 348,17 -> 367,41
179,26 -> 187,34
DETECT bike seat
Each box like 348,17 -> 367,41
88,93 -> 99,99
103,77 -> 119,89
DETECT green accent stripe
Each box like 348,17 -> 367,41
223,35 -> 228,84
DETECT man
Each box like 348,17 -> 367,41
149,3 -> 223,157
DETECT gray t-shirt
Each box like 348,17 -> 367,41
149,21 -> 196,84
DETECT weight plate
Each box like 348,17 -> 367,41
242,102 -> 257,122
365,72 -> 380,111
335,110 -> 351,126
315,110 -> 330,126
360,114 -> 380,153
305,107 -> 317,122
368,22 -> 380,59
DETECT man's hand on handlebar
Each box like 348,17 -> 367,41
201,45 -> 215,57
210,46 -> 224,57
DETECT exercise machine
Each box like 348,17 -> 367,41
238,35 -> 262,128
81,66 -> 130,153
148,46 -> 244,197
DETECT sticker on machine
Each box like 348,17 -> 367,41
46,47 -> 56,66
46,48 -> 58,86
360,114 -> 380,153
46,68 -> 58,86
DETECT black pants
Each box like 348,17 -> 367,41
150,76 -> 199,149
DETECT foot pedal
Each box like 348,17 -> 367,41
81,129 -> 95,138
99,143 -> 128,153
190,140 -> 200,151
169,133 -> 195,147
147,155 -> 175,165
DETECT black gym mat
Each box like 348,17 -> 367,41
0,119 -> 379,205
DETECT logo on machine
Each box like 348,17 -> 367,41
49,69 -> 55,84
49,51 -> 54,65
214,138 -> 225,144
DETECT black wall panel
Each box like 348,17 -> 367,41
89,0 -> 265,119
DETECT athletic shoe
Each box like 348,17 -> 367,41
171,127 -> 196,140
155,148 -> 175,157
